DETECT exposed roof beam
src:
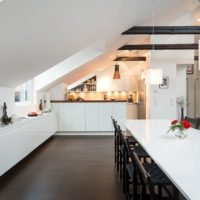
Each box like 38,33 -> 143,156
122,26 -> 200,35
113,56 -> 146,61
118,44 -> 198,50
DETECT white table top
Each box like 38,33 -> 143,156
124,119 -> 200,200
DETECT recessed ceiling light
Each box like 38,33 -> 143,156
198,18 -> 200,22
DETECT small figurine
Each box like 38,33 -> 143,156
1,102 -> 10,125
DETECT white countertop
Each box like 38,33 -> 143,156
0,112 -> 53,134
124,119 -> 200,200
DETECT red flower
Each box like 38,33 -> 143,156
171,120 -> 178,125
182,120 -> 191,129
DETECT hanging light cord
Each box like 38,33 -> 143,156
152,0 -> 155,57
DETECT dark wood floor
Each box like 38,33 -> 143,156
0,136 -> 124,200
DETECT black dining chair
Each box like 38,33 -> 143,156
111,116 -> 138,173
185,116 -> 200,129
111,116 -> 118,165
126,139 -> 179,200
116,126 -> 150,194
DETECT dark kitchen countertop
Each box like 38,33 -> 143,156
50,100 -> 128,103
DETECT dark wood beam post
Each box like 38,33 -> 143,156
118,44 -> 198,50
113,56 -> 146,61
122,26 -> 200,35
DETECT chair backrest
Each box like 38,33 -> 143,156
185,116 -> 200,129
132,151 -> 156,200
111,116 -> 118,135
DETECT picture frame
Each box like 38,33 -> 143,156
159,76 -> 169,89
186,64 -> 194,75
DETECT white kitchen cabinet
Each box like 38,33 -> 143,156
20,113 -> 57,158
126,103 -> 138,119
0,112 -> 57,176
21,121 -> 38,157
112,103 -> 126,129
59,103 -> 72,131
85,103 -> 99,131
4,127 -> 21,172
99,103 -> 113,131
54,102 -> 137,132
0,134 -> 5,176
51,103 -> 59,128
71,103 -> 85,131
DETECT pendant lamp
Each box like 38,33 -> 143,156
113,64 -> 120,79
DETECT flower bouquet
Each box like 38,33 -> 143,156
167,119 -> 191,138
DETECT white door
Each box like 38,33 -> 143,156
99,103 -> 113,131
59,103 -> 72,131
85,103 -> 99,131
71,103 -> 86,131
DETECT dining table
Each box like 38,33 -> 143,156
124,119 -> 200,200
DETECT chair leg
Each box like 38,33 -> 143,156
133,171 -> 139,200
116,136 -> 119,172
114,131 -> 117,164
158,185 -> 162,199
125,167 -> 130,200
173,186 -> 179,200
122,145 -> 127,193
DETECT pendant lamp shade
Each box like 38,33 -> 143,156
113,64 -> 120,79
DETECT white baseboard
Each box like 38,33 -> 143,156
55,131 -> 114,136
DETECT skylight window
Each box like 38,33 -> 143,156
15,80 -> 33,103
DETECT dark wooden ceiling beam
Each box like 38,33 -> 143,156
113,56 -> 146,61
118,43 -> 198,50
122,26 -> 200,35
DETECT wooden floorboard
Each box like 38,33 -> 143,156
0,136 -> 124,200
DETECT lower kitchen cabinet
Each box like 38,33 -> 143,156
99,103 -> 113,131
85,103 -> 99,131
0,134 -> 4,175
112,103 -> 126,129
55,102 -> 135,132
71,103 -> 85,131
0,112 -> 57,176
4,128 -> 21,173
59,103 -> 72,131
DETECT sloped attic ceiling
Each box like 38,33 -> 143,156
0,0 -> 198,88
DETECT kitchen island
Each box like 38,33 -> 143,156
51,100 -> 138,134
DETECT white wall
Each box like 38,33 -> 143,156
48,83 -> 67,101
150,64 -> 177,119
176,65 -> 187,119
147,12 -> 195,119
97,61 -> 145,92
